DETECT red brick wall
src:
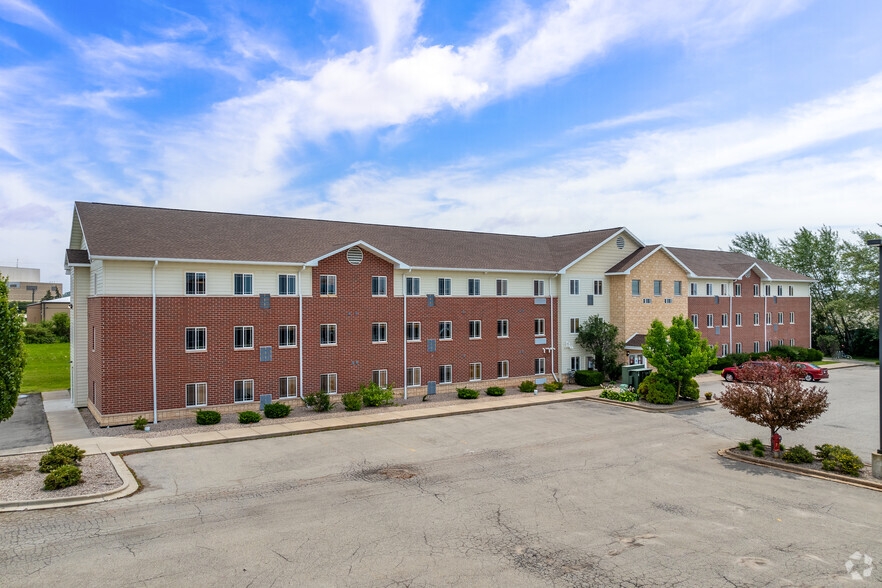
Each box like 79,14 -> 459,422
87,298 -> 102,411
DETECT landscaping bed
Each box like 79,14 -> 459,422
0,453 -> 121,503
724,443 -> 879,489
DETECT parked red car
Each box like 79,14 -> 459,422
721,361 -> 829,382
721,361 -> 775,382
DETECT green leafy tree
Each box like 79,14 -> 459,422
51,312 -> 70,341
729,232 -> 777,263
1,276 -> 26,421
642,316 -> 716,398
575,315 -> 624,378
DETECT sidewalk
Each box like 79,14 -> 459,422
42,390 -> 91,443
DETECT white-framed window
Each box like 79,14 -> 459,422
372,370 -> 388,387
234,379 -> 254,403
754,313 -> 760,326
497,360 -> 509,379
406,276 -> 420,296
734,283 -> 741,297
439,321 -> 452,340
279,325 -> 297,347
234,326 -> 253,349
735,342 -> 742,353
594,280 -> 603,296
790,338 -> 795,346
406,367 -> 421,387
766,313 -> 772,326
788,286 -> 794,296
778,339 -> 784,346
534,358 -> 545,375
629,354 -> 645,366
691,314 -> 698,328
778,312 -> 784,324
706,283 -> 713,296
765,340 -> 772,351
185,327 -> 207,351
438,365 -> 452,384
789,312 -> 795,324
720,343 -> 729,356
631,280 -> 640,296
654,280 -> 662,296
777,285 -> 783,296
372,276 -> 387,297
320,373 -> 337,394
185,271 -> 206,296
569,318 -> 579,334
706,314 -> 713,328
279,376 -> 297,398
721,283 -> 728,296
765,285 -> 772,296
320,275 -> 337,296
438,278 -> 451,296
753,341 -> 760,353
234,273 -> 253,296
674,281 -> 682,296
496,279 -> 508,296
735,313 -> 742,327
534,318 -> 545,336
753,284 -> 760,296
690,283 -> 698,296
186,382 -> 207,407
721,313 -> 729,327
372,322 -> 387,343
571,356 -> 580,371
534,280 -> 545,296
469,362 -> 482,381
469,320 -> 481,339
497,319 -> 508,338
569,279 -> 579,295
320,324 -> 337,346
468,278 -> 481,296
279,274 -> 297,296
406,322 -> 420,341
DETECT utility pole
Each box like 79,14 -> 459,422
866,238 -> 882,478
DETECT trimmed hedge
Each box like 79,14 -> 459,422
599,389 -> 638,402
518,381 -> 537,393
196,410 -> 222,425
457,388 -> 479,399
43,464 -> 82,490
638,373 -> 677,405
238,411 -> 262,424
680,378 -> 699,401
486,387 -> 506,396
264,403 -> 291,418
573,370 -> 604,387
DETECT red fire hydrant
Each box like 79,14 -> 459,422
772,433 -> 782,455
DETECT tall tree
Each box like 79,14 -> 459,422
575,315 -> 624,378
642,316 -> 716,398
729,232 -> 777,263
1,276 -> 26,422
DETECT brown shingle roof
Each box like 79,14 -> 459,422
74,202 -> 622,272
665,247 -> 812,281
65,249 -> 90,265
605,245 -> 662,274
625,333 -> 646,348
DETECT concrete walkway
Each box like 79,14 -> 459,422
41,390 -> 92,444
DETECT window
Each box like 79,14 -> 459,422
497,361 -> 509,379
496,279 -> 508,296
372,370 -> 387,387
438,278 -> 451,296
765,285 -> 771,296
406,367 -> 421,387
571,357 -> 580,371
690,283 -> 698,296
279,325 -> 297,348
497,319 -> 508,338
765,340 -> 771,351
736,342 -> 742,354
777,285 -> 783,296
372,322 -> 387,343
632,279 -> 640,296
778,312 -> 784,324
648,280 -> 659,296
279,274 -> 297,296
469,363 -> 482,381
594,280 -> 603,296
534,280 -> 545,296
320,373 -> 337,394
372,276 -> 387,296
438,365 -> 452,384
721,313 -> 729,327
468,278 -> 481,296
754,313 -> 760,326
469,320 -> 481,339
778,339 -> 784,346
691,314 -> 698,328
234,379 -> 254,403
406,322 -> 420,342
734,283 -> 741,297
788,286 -> 794,296
185,327 -> 207,351
279,376 -> 297,399
186,382 -> 207,407
721,343 -> 729,356
766,313 -> 772,326
534,319 -> 545,336
234,326 -> 253,349
569,279 -> 579,295
569,318 -> 579,334
439,321 -> 452,340
534,358 -> 545,375
629,354 -> 645,366
406,276 -> 420,296
721,283 -> 728,296
706,314 -> 714,328
185,271 -> 206,295
320,324 -> 337,346
735,313 -> 742,327
320,275 -> 337,296
790,338 -> 795,346
789,312 -> 795,324
754,341 -> 760,353
643,298 -> 652,304
753,284 -> 760,296
706,283 -> 713,296
674,281 -> 682,296
234,273 -> 253,296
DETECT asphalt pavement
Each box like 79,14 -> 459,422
0,394 -> 51,453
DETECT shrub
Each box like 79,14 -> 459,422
599,387 -> 638,402
360,382 -> 395,407
543,382 -> 558,392
709,357 -> 735,370
738,441 -> 750,451
196,410 -> 222,425
573,370 -> 604,387
133,416 -> 148,431
486,387 -> 506,396
457,387 -> 479,399
753,447 -> 765,458
43,464 -> 82,490
303,390 -> 334,412
554,381 -> 564,390
23,321 -> 57,344
804,348 -> 824,362
816,444 -> 864,476
342,392 -> 363,411
638,373 -> 677,405
750,438 -> 763,449
679,378 -> 700,400
519,380 -> 537,393
264,402 -> 291,418
783,444 -> 814,464
39,445 -> 85,473
238,411 -> 262,424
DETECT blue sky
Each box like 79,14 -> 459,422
2,0 -> 881,288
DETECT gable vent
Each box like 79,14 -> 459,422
616,236 -> 625,249
346,246 -> 364,265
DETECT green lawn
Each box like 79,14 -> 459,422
21,342 -> 70,393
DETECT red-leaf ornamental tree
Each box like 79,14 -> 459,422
718,359 -> 829,453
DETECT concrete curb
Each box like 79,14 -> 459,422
582,396 -> 717,412
0,453 -> 139,512
718,448 -> 882,493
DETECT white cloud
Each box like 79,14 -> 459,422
0,0 -> 62,37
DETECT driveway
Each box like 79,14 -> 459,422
0,394 -> 51,453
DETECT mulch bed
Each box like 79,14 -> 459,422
727,446 -> 876,483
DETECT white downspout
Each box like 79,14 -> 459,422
403,270 -> 409,400
152,260 -> 158,424
763,285 -> 767,352
550,274 -> 557,381
729,280 -> 734,355
298,266 -> 304,398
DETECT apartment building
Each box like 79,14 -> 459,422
66,203 -> 812,424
